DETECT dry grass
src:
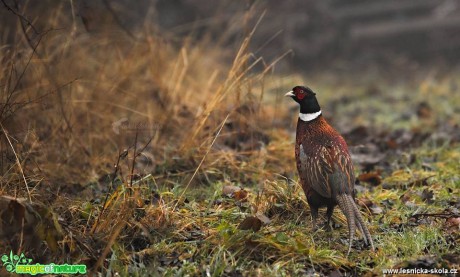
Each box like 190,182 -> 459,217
0,4 -> 296,274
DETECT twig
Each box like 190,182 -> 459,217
129,130 -> 139,187
411,212 -> 459,219
1,0 -> 38,34
135,135 -> 154,159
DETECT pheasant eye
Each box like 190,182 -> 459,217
296,89 -> 306,99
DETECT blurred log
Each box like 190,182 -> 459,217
350,15 -> 460,40
333,0 -> 440,20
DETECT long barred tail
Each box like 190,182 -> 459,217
336,194 -> 355,256
336,194 -> 374,256
350,195 -> 375,251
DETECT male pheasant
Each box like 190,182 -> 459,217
285,86 -> 374,255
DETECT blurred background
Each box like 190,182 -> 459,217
3,0 -> 460,72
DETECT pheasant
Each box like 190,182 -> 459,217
285,86 -> 374,255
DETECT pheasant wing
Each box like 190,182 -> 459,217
298,138 -> 354,198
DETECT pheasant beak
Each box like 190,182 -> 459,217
285,91 -> 295,97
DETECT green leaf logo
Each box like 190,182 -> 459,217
1,251 -> 33,273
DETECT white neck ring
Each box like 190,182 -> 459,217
299,110 -> 322,122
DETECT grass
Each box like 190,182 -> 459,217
1,4 -> 459,276
118,144 -> 458,276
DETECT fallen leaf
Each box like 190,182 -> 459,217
233,189 -> 248,201
357,171 -> 382,186
445,217 -> 460,234
420,189 -> 434,203
222,185 -> 248,201
255,213 -> 271,225
238,216 -> 262,232
222,185 -> 241,196
370,205 -> 383,215
446,217 -> 460,226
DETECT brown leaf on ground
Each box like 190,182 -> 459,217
233,189 -> 249,201
222,185 -> 248,201
444,217 -> 460,234
420,189 -> 434,203
358,171 -> 382,186
238,216 -> 262,232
